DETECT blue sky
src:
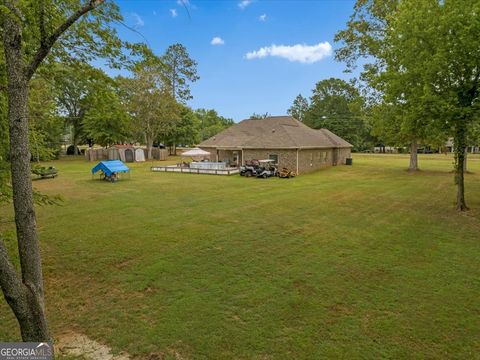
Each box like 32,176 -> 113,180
114,0 -> 357,121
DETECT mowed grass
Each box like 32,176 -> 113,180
1,154 -> 480,359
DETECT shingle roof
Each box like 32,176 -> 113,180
199,116 -> 352,149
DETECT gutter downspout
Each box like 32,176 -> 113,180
241,148 -> 244,165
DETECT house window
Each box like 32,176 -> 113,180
269,154 -> 278,164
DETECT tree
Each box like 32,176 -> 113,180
161,43 -> 199,103
0,46 -> 10,202
120,65 -> 181,159
28,77 -> 63,161
52,64 -> 89,155
168,106 -> 200,147
287,94 -> 309,122
194,108 -> 234,141
0,0 -> 128,342
334,0 -> 436,170
302,78 -> 370,151
415,0 -> 480,210
249,112 -> 270,120
0,37 -> 12,202
53,64 -> 131,148
0,92 -> 10,202
336,0 -> 480,209
83,79 -> 131,147
159,44 -> 199,154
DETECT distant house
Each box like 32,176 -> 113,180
198,116 -> 352,174
445,138 -> 480,153
374,146 -> 404,153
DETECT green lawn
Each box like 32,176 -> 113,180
1,154 -> 480,359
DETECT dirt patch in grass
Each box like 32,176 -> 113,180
328,303 -> 354,316
143,350 -> 186,360
57,332 -> 130,360
57,333 -> 189,360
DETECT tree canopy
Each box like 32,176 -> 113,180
161,43 -> 199,103
82,78 -> 130,147
288,78 -> 371,151
119,63 -> 181,158
194,108 -> 234,142
287,94 -> 309,123
336,0 -> 480,209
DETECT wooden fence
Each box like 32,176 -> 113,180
85,147 -> 168,162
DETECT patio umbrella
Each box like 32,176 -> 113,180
181,148 -> 211,163
181,148 -> 211,157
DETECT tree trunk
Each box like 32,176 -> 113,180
2,11 -> 50,341
455,150 -> 467,211
454,122 -> 468,211
147,141 -> 153,160
0,239 -> 49,342
72,123 -> 81,155
73,136 -> 79,155
408,139 -> 419,171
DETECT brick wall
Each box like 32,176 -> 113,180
297,149 -> 333,174
200,146 -> 352,174
243,149 -> 297,172
297,147 -> 351,174
337,147 -> 352,165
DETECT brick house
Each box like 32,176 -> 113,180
198,116 -> 352,175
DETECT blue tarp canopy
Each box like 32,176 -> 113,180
91,160 -> 130,177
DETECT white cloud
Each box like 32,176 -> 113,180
259,14 -> 267,21
238,0 -> 252,10
211,37 -> 225,45
245,42 -> 332,64
170,9 -> 178,18
131,13 -> 144,28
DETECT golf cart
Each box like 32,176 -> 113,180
240,159 -> 260,177
256,159 -> 278,178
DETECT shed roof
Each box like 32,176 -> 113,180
199,116 -> 352,149
91,160 -> 130,177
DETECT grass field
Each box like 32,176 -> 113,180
1,154 -> 480,359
